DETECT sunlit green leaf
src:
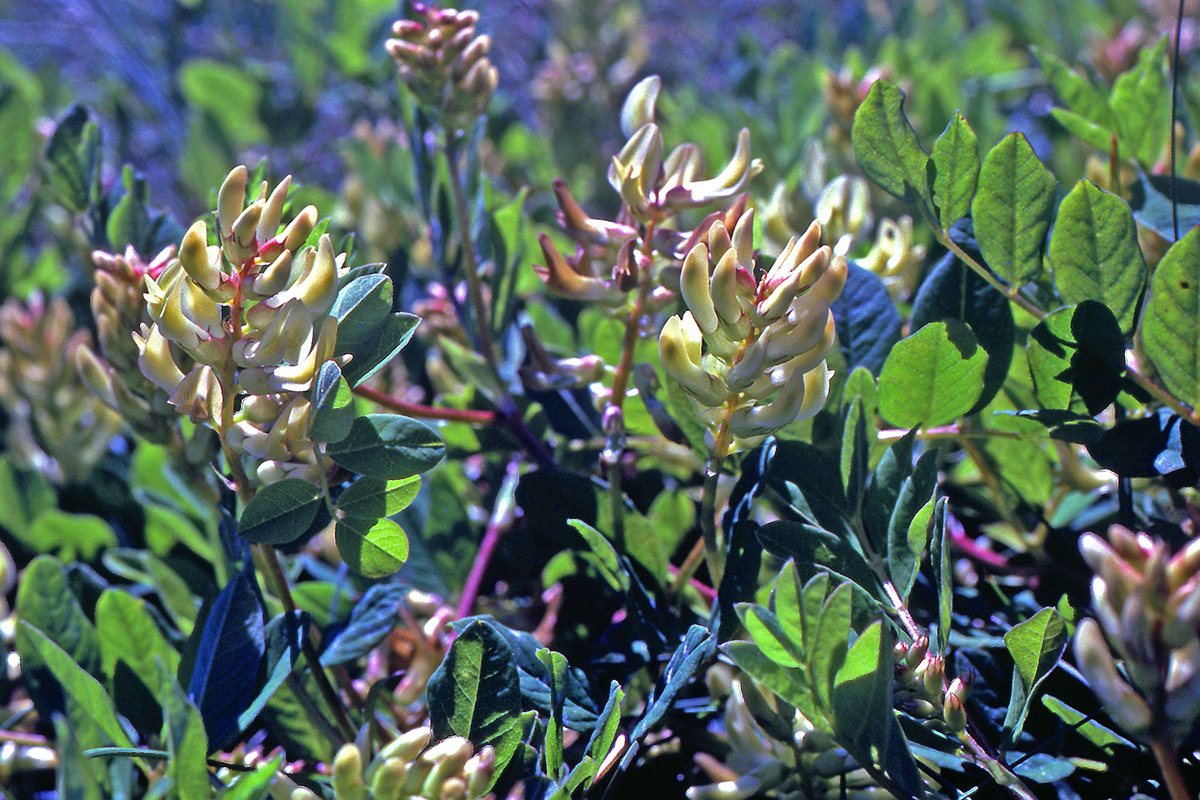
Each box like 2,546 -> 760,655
878,320 -> 987,428
1142,227 -> 1200,409
238,479 -> 323,545
1002,607 -> 1068,746
930,111 -> 980,229
327,413 -> 445,479
972,132 -> 1056,285
335,516 -> 409,578
851,81 -> 930,208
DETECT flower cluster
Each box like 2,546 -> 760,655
0,293 -> 122,484
134,165 -> 348,485
659,211 -> 846,446
892,636 -> 970,737
302,729 -> 495,800
1074,526 -> 1200,746
386,4 -> 499,131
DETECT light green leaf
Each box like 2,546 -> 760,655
851,81 -> 930,208
0,454 -> 54,540
770,561 -> 805,657
586,681 -> 625,765
162,670 -> 210,800
536,648 -> 569,778
1049,108 -> 1126,157
95,590 -> 180,685
238,479 -> 323,545
736,603 -> 802,668
930,498 -> 951,654
1002,607 -> 1068,746
335,516 -> 409,578
54,715 -> 106,798
972,132 -> 1056,285
178,60 -> 266,145
878,320 -> 987,428
1141,226 -> 1200,409
15,555 -> 99,672
221,754 -> 285,800
335,475 -> 421,521
930,112 -> 980,229
810,582 -> 853,712
326,413 -> 445,479
1049,180 -> 1146,331
1110,37 -> 1170,165
722,641 -> 822,726
17,622 -> 137,753
1034,47 -> 1116,129
28,510 -> 116,561
568,519 -> 628,592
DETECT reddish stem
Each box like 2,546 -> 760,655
353,384 -> 498,424
455,458 -> 521,620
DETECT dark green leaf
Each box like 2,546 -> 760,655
309,362 -> 355,443
327,413 -> 445,479
335,476 -> 421,522
630,625 -> 714,741
1142,226 -> 1200,409
831,261 -> 903,376
841,398 -> 870,508
1049,180 -> 1146,331
878,320 -> 987,428
930,498 -> 950,654
335,516 -> 409,578
342,312 -> 420,387
428,620 -> 522,747
320,585 -> 405,666
235,611 -> 309,740
886,451 -> 939,600
331,273 -> 391,354
586,681 -> 625,764
1128,170 -> 1200,243
1001,607 -> 1068,747
972,132 -> 1056,285
1027,302 -> 1125,414
536,648 -> 569,777
851,81 -> 930,208
569,519 -> 628,592
43,104 -> 100,212
930,112 -> 980,228
757,520 -> 877,595
54,715 -> 106,799
763,440 -> 854,539
185,570 -> 264,748
832,621 -> 893,762
238,479 -> 323,545
862,432 -> 915,555
15,555 -> 100,673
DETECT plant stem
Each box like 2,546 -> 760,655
699,415 -> 734,586
877,424 -> 1019,441
1152,739 -> 1190,800
442,133 -> 497,375
352,385 -> 498,424
255,543 -> 358,742
455,457 -> 520,620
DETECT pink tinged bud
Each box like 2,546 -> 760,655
465,746 -> 496,798
256,175 -> 292,247
707,221 -> 733,261
1165,642 -> 1200,732
225,201 -> 265,264
1080,532 -> 1120,576
1169,536 -> 1200,591
1164,576 -> 1200,649
391,19 -> 424,37
620,75 -> 661,138
711,248 -> 746,333
217,166 -> 249,236
135,325 -> 186,393
659,314 -> 727,408
906,636 -> 930,672
943,691 -> 967,734
278,205 -> 319,254
1074,618 -> 1152,737
681,243 -> 718,334
169,364 -> 224,425
533,234 -> 623,304
179,220 -> 221,291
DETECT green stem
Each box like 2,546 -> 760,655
699,414 -> 734,586
443,133 -> 497,374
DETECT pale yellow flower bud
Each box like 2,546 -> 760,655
620,75 -> 661,138
217,165 -> 249,236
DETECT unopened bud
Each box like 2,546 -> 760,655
331,744 -> 367,800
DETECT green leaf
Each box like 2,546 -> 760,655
1048,180 -> 1146,331
178,60 -> 266,145
28,510 -> 116,561
536,649 -> 569,778
43,104 -> 101,213
106,165 -> 151,252
1041,695 -> 1135,751
756,520 -> 878,595
427,620 -> 522,747
886,452 -> 939,600
1002,607 -> 1069,747
770,560 -> 805,654
1049,108 -> 1127,157
810,582 -> 853,713
930,498 -> 951,654
832,621 -> 894,762
237,611 -> 309,736
1142,226 -> 1200,409
95,590 -> 180,685
0,454 -> 54,540
840,398 -> 870,508
162,673 -> 210,800
930,111 -> 980,229
17,621 -> 137,753
221,755 -> 285,800
722,640 -> 821,725
877,320 -> 987,428
336,475 -> 421,521
567,519 -> 628,592
1034,47 -> 1116,129
15,555 -> 99,674
862,431 -> 915,555
326,414 -> 445,479
585,681 -> 625,765
238,479 -> 323,545
850,81 -> 930,208
1110,37 -> 1170,165
343,312 -> 420,387
54,715 -> 106,798
335,516 -> 409,578
736,603 -> 802,668
972,132 -> 1056,285
309,362 -> 355,443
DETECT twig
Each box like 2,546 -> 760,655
455,457 -> 521,619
